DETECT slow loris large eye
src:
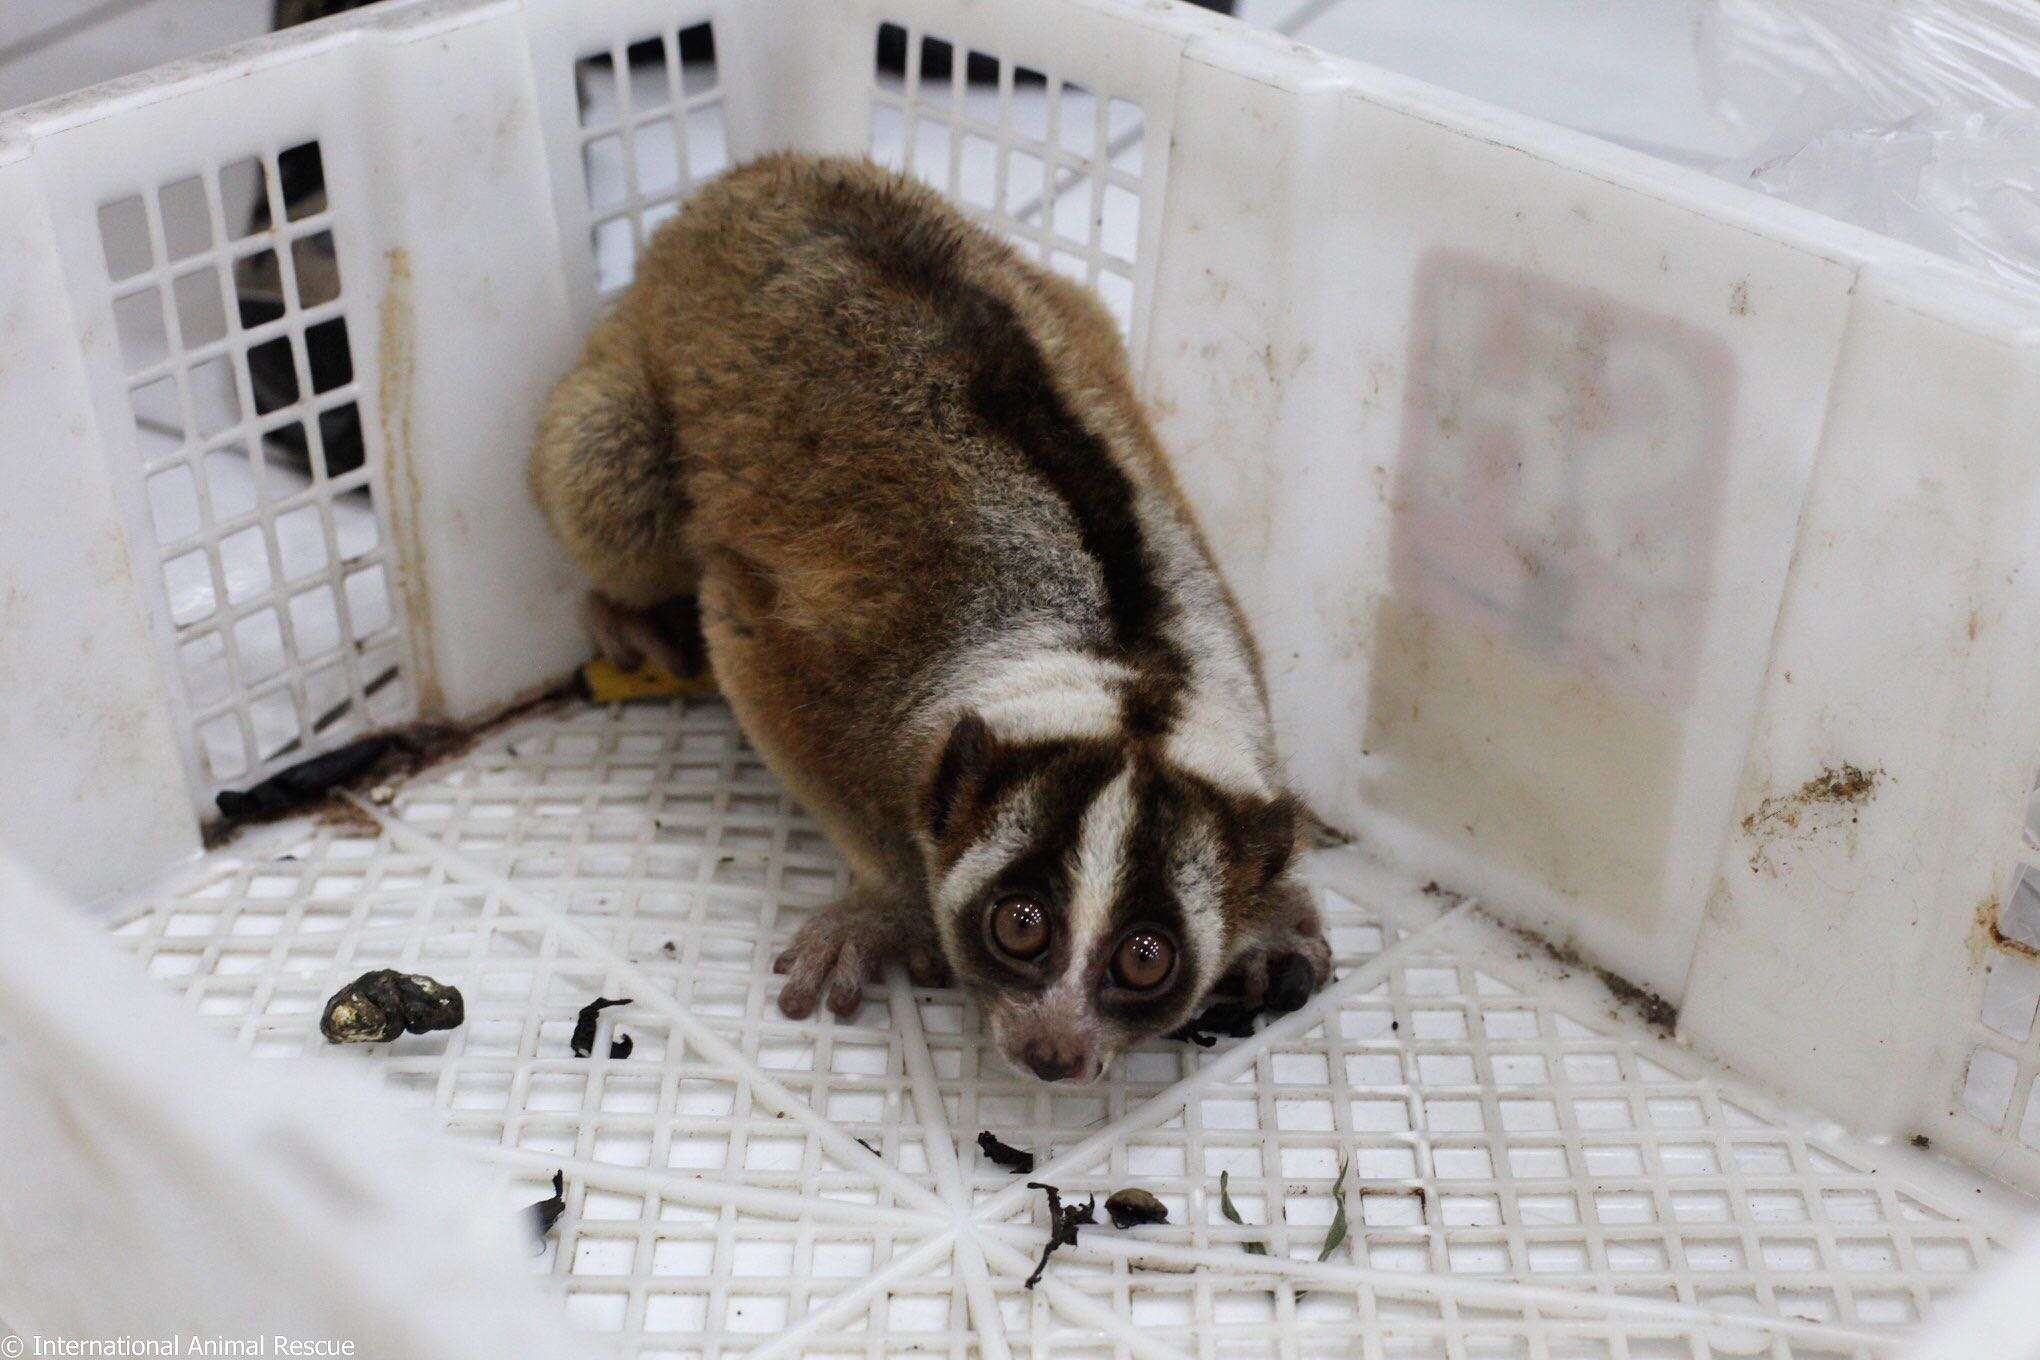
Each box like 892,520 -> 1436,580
1110,929 -> 1175,993
989,895 -> 1050,961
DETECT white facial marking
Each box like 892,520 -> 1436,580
933,785 -> 1037,957
1170,818 -> 1229,996
1062,763 -> 1138,981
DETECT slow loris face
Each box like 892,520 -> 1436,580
919,715 -> 1299,1082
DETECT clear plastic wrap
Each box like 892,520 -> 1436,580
1699,0 -> 2040,290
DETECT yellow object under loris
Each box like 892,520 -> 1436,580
580,657 -> 718,703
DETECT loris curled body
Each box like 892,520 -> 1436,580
530,154 -> 1329,1082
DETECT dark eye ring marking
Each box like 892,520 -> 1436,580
988,894 -> 1051,964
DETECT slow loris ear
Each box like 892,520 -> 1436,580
1246,791 -> 1302,889
924,713 -> 994,845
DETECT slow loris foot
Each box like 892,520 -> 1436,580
773,888 -> 950,1019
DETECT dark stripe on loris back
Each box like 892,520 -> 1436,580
809,174 -> 1186,702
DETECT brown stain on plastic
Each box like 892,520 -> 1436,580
378,246 -> 441,714
1490,913 -> 1678,1035
1976,895 -> 2040,962
1743,763 -> 1879,832
1741,763 -> 1881,874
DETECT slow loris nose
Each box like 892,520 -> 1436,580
1022,1034 -> 1091,1082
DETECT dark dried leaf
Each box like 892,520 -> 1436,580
1105,1187 -> 1168,1229
215,734 -> 395,820
1023,1182 -> 1097,1288
529,1170 -> 565,1243
608,1032 -> 634,1059
977,1130 -> 1034,1174
572,996 -> 633,1057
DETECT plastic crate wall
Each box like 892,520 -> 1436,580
4,0 -> 2040,1216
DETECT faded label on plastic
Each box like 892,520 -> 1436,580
1365,252 -> 1736,923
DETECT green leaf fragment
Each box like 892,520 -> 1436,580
1317,1159 -> 1350,1262
1218,1170 -> 1268,1255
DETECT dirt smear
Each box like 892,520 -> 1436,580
1743,763 -> 1880,834
1976,895 -> 2040,963
1419,880 -> 1467,906
1741,762 -> 1882,874
1487,912 -> 1679,1036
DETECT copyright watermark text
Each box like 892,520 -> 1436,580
2,1337 -> 354,1358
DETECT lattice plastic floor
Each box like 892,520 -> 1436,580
106,696 -> 2033,1359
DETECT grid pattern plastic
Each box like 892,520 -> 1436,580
1944,821 -> 2040,1177
106,699 -> 2020,1359
576,20 -> 730,298
869,21 -> 1146,336
93,143 -> 410,802
1926,780 -> 2040,1183
1001,943 -> 1997,1342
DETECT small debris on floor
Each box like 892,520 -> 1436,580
977,1130 -> 1035,1173
529,1170 -> 566,1244
608,1032 -> 634,1059
1105,1187 -> 1168,1229
662,941 -> 677,958
1218,1170 -> 1267,1255
580,657 -> 717,703
1023,1182 -> 1096,1288
202,688 -> 576,848
856,1138 -> 880,1156
319,969 -> 465,1044
572,997 -> 633,1057
216,734 -> 395,821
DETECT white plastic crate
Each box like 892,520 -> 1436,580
4,0 -> 2040,1356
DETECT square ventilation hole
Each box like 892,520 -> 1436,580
2001,864 -> 2040,953
1960,1046 -> 2020,1129
95,140 -> 411,813
871,20 -> 1145,335
577,21 -> 726,298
